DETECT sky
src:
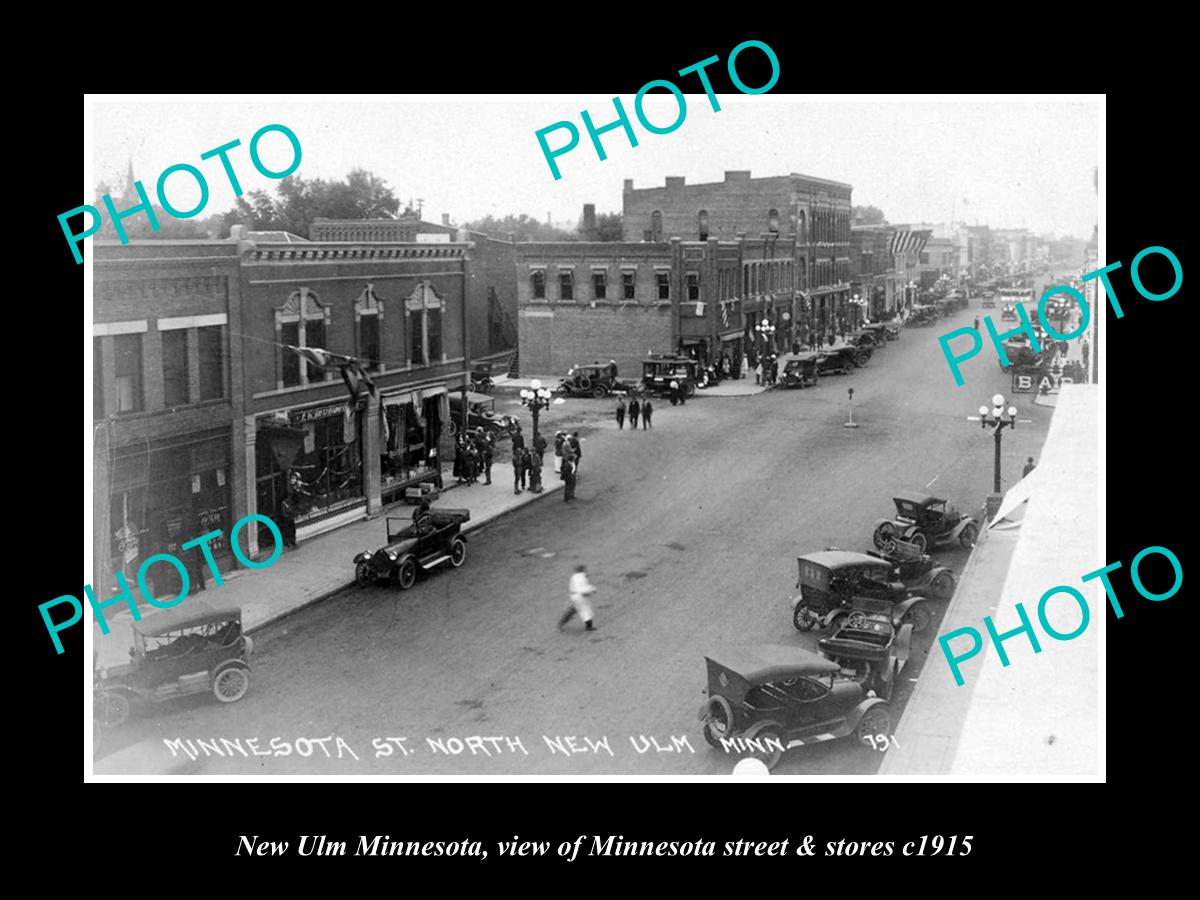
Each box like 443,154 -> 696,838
89,96 -> 1099,238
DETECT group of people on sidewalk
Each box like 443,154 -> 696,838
614,397 -> 654,429
452,427 -> 497,486
553,431 -> 583,501
509,423 -> 546,496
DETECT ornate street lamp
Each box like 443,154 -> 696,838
519,379 -> 554,439
755,317 -> 776,351
976,392 -> 1019,494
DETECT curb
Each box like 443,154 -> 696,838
244,480 -> 565,637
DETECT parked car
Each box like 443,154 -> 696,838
980,294 -> 997,308
448,392 -> 518,438
469,362 -> 495,393
642,354 -> 700,398
866,537 -> 957,600
554,361 -> 631,398
354,506 -> 470,590
815,347 -> 861,374
1000,304 -> 1018,321
790,550 -> 934,634
818,597 -> 915,701
697,644 -> 891,770
93,602 -> 255,729
847,330 -> 885,352
908,306 -> 939,326
872,491 -> 979,553
780,353 -> 821,389
863,323 -> 900,342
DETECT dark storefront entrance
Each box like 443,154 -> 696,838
381,388 -> 447,504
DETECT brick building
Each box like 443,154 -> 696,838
850,225 -> 900,323
622,170 -> 854,341
514,238 -> 744,378
93,240 -> 247,601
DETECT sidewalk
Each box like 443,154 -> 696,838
496,374 -> 771,398
94,471 -> 562,668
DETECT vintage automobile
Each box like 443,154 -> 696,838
814,346 -> 861,374
1000,304 -> 1019,321
448,392 -> 518,438
846,330 -> 885,352
872,491 -> 979,554
469,362 -> 496,393
818,597 -> 915,701
93,602 -> 255,729
354,506 -> 470,590
908,306 -> 939,326
867,537 -> 957,600
790,550 -> 935,634
780,353 -> 821,389
555,361 -> 631,399
642,354 -> 700,398
697,645 -> 891,769
999,332 -> 1050,371
863,322 -> 900,342
980,293 -> 997,308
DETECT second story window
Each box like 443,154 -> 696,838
559,271 -> 574,301
162,329 -> 189,406
405,281 -> 444,366
686,272 -> 700,301
198,326 -> 225,400
656,271 -> 670,300
622,270 -> 636,300
114,333 -> 144,414
276,287 -> 330,389
93,337 -> 104,419
354,284 -> 384,372
532,269 -> 546,300
593,271 -> 607,300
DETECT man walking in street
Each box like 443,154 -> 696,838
558,564 -> 596,631
615,398 -> 626,429
973,316 -> 980,331
642,398 -> 653,429
628,397 -> 640,430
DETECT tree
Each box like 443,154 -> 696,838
852,205 -> 887,225
214,168 -> 403,238
462,214 -> 577,242
579,211 -> 624,241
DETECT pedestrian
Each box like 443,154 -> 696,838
973,316 -> 980,331
561,454 -> 577,502
815,331 -> 824,350
279,491 -> 298,549
628,397 -> 640,429
532,430 -> 547,465
453,437 -> 465,484
569,431 -> 582,473
553,431 -> 565,474
754,362 -> 762,385
527,446 -> 543,492
463,440 -> 479,485
558,564 -> 596,631
642,398 -> 653,429
511,422 -> 526,458
615,398 -> 626,429
513,442 -> 527,494
474,428 -> 495,485
1081,337 -> 1090,370
769,356 -> 779,385
1023,457 -> 1037,478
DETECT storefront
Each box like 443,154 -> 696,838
106,429 -> 234,595
380,386 -> 449,504
255,399 -> 365,544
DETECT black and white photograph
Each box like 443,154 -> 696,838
79,93 -> 1106,780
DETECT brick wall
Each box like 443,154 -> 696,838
519,304 -> 673,377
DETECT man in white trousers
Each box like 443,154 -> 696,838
559,564 -> 597,631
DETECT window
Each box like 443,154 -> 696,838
405,281 -> 445,366
162,329 -> 189,406
275,288 -> 329,389
655,272 -> 670,300
559,271 -> 574,301
354,284 -> 384,372
920,252 -> 930,264
686,272 -> 700,301
593,271 -> 607,300
768,208 -> 780,233
93,337 -> 104,419
651,210 -> 663,241
698,210 -> 709,241
622,271 -> 636,300
114,333 -> 143,414
531,270 -> 546,300
197,326 -> 224,401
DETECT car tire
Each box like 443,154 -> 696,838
591,385 -> 607,399
355,561 -> 374,588
901,602 -> 933,634
449,537 -> 467,568
931,570 -> 956,599
95,690 -> 130,729
212,665 -> 250,703
704,695 -> 735,746
702,722 -> 724,749
873,522 -> 896,550
743,722 -> 785,771
909,531 -> 928,553
855,352 -> 870,367
397,559 -> 417,590
856,705 -> 891,747
792,604 -> 815,632
959,522 -> 979,548
447,420 -> 459,437
576,376 -> 593,391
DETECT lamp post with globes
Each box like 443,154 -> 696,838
755,317 -> 776,351
518,379 -> 553,441
977,392 -> 1019,494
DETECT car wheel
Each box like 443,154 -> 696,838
702,722 -> 725,749
212,666 -> 250,703
959,522 -> 979,548
855,352 -> 870,367
901,602 -> 933,634
743,722 -> 785,771
449,537 -> 467,568
355,561 -> 374,588
792,604 -> 815,632
447,420 -> 458,437
396,559 -> 417,590
931,570 -> 956,599
856,705 -> 891,747
590,384 -> 607,399
704,696 -> 735,747
909,530 -> 928,553
576,376 -> 593,392
873,522 -> 896,550
95,690 -> 130,729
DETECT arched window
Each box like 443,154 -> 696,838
405,281 -> 444,366
698,210 -> 709,241
354,283 -> 385,372
651,210 -> 663,242
767,208 -> 780,234
275,287 -> 330,389
797,210 -> 807,244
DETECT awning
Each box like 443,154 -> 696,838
421,386 -> 447,401
455,391 -> 494,405
383,391 -> 417,408
718,329 -> 743,340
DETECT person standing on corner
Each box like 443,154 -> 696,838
527,445 -> 543,493
1023,457 -> 1037,478
279,489 -> 298,550
532,429 -> 547,466
569,431 -> 582,475
615,397 -> 626,430
558,564 -> 596,631
513,442 -> 527,494
553,430 -> 565,475
561,453 -> 577,502
628,397 -> 640,430
642,398 -> 653,429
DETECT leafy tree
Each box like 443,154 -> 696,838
578,211 -> 624,241
462,214 -> 577,242
852,205 -> 887,225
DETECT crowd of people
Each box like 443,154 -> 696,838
614,396 -> 655,428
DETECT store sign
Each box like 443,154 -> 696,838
291,402 -> 348,424
1011,371 -> 1073,395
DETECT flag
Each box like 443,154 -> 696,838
287,345 -> 377,404
721,301 -> 729,327
288,345 -> 342,370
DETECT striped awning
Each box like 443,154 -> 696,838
889,230 -> 932,256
